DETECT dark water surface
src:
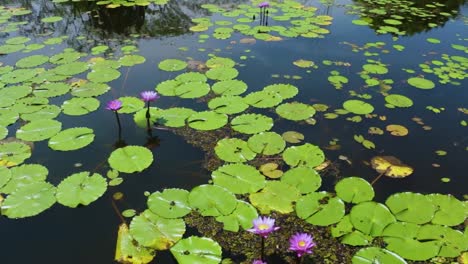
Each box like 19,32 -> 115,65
0,0 -> 467,263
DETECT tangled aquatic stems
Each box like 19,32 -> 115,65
289,233 -> 316,258
247,216 -> 280,238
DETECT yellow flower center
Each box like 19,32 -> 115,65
258,224 -> 270,230
298,241 -> 306,247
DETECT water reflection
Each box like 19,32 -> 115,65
351,0 -> 467,35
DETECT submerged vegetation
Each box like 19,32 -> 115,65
0,0 -> 467,263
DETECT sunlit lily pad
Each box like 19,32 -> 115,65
350,201 -> 396,236
48,127 -> 94,151
215,200 -> 258,232
119,55 -> 146,67
1,182 -> 56,218
281,166 -> 322,194
385,192 -> 435,224
296,191 -> 345,226
407,77 -> 435,89
147,188 -> 191,218
208,96 -> 249,114
115,224 -> 155,264
282,131 -> 304,143
15,55 -> 49,68
231,113 -> 273,134
70,82 -> 110,97
283,143 -> 325,168
335,177 -> 375,204
352,247 -> 407,264
158,59 -> 187,72
152,107 -> 196,127
130,210 -> 185,250
53,61 -> 89,76
56,171 -> 107,208
87,68 -> 121,83
244,90 -> 283,108
371,156 -> 414,178
247,132 -> 286,155
116,96 -> 145,114
188,184 -> 237,216
33,82 -> 70,98
343,100 -> 374,115
108,146 -> 153,173
385,94 -> 413,108
187,111 -> 228,131
206,57 -> 236,68
211,80 -> 248,95
0,142 -> 31,167
170,236 -> 222,264
276,102 -> 316,121
250,181 -> 300,214
16,119 -> 62,142
214,138 -> 256,163
205,67 -> 239,81
363,64 -> 388,74
62,97 -> 100,116
1,69 -> 38,84
41,16 -> 63,23
1,164 -> 48,194
386,124 -> 409,136
21,105 -> 61,121
428,194 -> 467,226
212,163 -> 265,194
263,83 -> 299,99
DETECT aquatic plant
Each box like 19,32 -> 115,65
140,90 -> 159,132
248,216 -> 280,261
289,232 -> 316,258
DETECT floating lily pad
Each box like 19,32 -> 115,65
296,191 -> 345,226
56,171 -> 107,208
215,200 -> 258,232
170,236 -> 222,264
188,184 -> 237,216
53,61 -> 89,76
214,138 -> 256,163
211,163 -> 265,194
371,156 -> 414,178
41,16 -> 63,23
249,181 -> 300,214
1,164 -> 48,194
363,64 -> 388,74
407,77 -> 435,89
428,194 -> 467,226
352,247 -> 407,264
283,143 -> 325,168
158,59 -> 187,72
281,166 -> 322,194
350,201 -> 396,236
117,97 -> 145,114
108,146 -> 153,173
87,68 -> 121,83
343,100 -> 374,115
147,188 -> 191,218
385,94 -> 413,108
247,132 -> 286,155
115,224 -> 155,264
187,111 -> 228,131
16,119 -> 62,142
1,182 -> 56,218
119,55 -> 146,67
211,80 -> 248,95
6,37 -> 30,45
152,107 -> 196,127
244,90 -> 283,108
50,51 -> 82,64
34,82 -> 70,98
0,142 -> 31,167
417,224 -> 467,258
133,107 -> 161,128
231,113 -> 273,134
48,127 -> 95,151
276,102 -> 316,121
385,192 -> 435,224
1,69 -> 38,84
206,57 -> 236,68
15,55 -> 49,68
208,96 -> 249,114
21,105 -> 61,121
282,131 -> 304,143
335,177 -> 375,204
205,67 -> 239,81
263,83 -> 299,99
130,210 -> 185,250
62,97 -> 100,116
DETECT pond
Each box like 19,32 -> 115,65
0,0 -> 467,263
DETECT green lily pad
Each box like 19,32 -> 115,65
247,132 -> 286,155
417,224 -> 467,258
6,37 -> 30,45
188,184 -> 237,216
117,96 -> 145,114
187,111 -> 228,131
263,83 -> 299,99
281,166 -> 322,194
1,69 -> 38,84
231,113 -> 273,134
385,192 -> 435,224
12,97 -> 49,114
276,102 -> 316,121
211,80 -> 248,95
244,90 -> 283,108
0,85 -> 31,101
331,215 -> 372,246
1,164 -> 48,194
119,55 -> 146,67
0,44 -> 25,54
363,64 -> 388,74
158,59 -> 187,72
87,68 -> 121,83
206,57 -> 236,68
283,143 -> 325,168
174,82 -> 210,98
50,51 -> 82,64
407,77 -> 435,89
282,131 -> 304,143
62,97 -> 100,116
205,67 -> 239,81
115,224 -> 155,264
249,181 -> 300,214
108,146 -> 153,173
130,210 -> 185,250
56,171 -> 107,208
21,105 -> 61,121
53,61 -> 89,76
48,127 -> 95,151
1,182 -> 56,218
147,188 -> 191,218
0,166 -> 11,189
175,72 -> 207,83
215,200 -> 258,232
352,247 -> 407,264
343,100 -> 374,115
208,96 -> 249,114
33,82 -> 71,98
428,194 -> 467,226
385,94 -> 413,108
0,142 -> 31,167
155,80 -> 180,96
15,55 -> 49,68
211,163 -> 265,194
335,177 -> 375,204
133,107 -> 161,128
214,138 -> 256,163
152,107 -> 196,127
16,119 -> 62,142
350,202 -> 396,236
170,236 -> 222,264
0,127 -> 7,141
296,191 -> 345,226
41,16 -> 63,23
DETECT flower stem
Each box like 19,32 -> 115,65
261,236 -> 265,261
145,102 -> 151,132
297,255 -> 302,264
114,111 -> 122,139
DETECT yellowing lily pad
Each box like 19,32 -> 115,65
386,124 -> 409,136
371,156 -> 414,178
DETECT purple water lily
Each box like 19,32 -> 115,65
258,1 -> 269,8
247,216 -> 280,238
253,260 -> 267,264
289,233 -> 316,258
140,91 -> 160,102
105,99 -> 122,111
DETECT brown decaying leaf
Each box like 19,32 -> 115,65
370,156 -> 414,178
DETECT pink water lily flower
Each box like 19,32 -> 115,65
289,232 -> 316,258
247,216 -> 280,238
258,1 -> 269,8
140,91 -> 160,102
252,260 -> 267,264
106,99 -> 122,111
